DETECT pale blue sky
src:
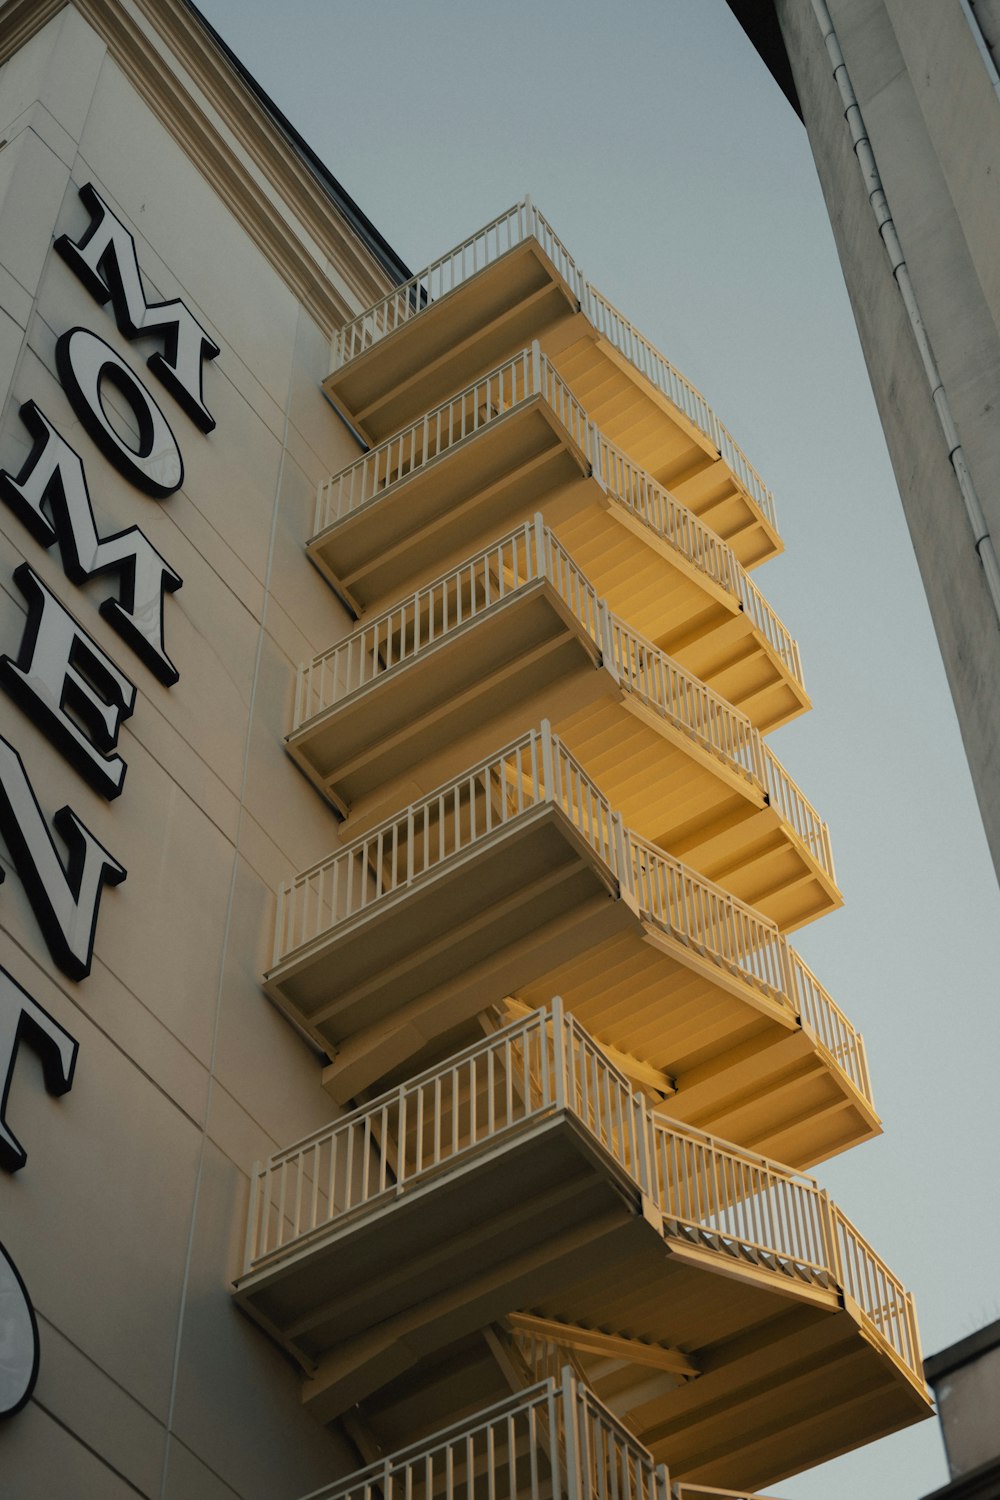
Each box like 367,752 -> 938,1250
193,2 -> 1000,1495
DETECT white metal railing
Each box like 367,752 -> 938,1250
608,615 -> 760,781
832,1203 -> 922,1377
246,1004 -> 914,1382
759,741 -> 835,881
589,428 -> 741,599
650,1116 -> 830,1283
312,346 -> 802,692
272,717 -> 866,1109
299,1368 -> 671,1500
314,344 -> 588,534
293,517 -> 601,728
626,832 -> 863,1098
786,948 -> 872,1102
330,198 -> 776,530
244,999 -> 645,1273
271,724 -> 618,969
626,831 -> 788,1001
736,570 -> 804,692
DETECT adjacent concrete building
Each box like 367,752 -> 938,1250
921,1320 -> 1000,1500
728,0 -> 1000,885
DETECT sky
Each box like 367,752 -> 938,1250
191,2 -> 1000,1495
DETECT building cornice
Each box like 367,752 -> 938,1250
0,0 -> 409,335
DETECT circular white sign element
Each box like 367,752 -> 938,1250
0,1241 -> 39,1417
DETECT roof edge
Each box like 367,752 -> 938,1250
725,1 -> 803,119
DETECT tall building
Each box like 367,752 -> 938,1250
727,0 -> 1000,887
0,2 -> 931,1496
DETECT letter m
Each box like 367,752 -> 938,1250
55,182 -> 220,433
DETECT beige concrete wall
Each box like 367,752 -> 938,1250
0,6 -> 382,1495
774,0 -> 1000,886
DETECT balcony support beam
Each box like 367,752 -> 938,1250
506,1312 -> 698,1379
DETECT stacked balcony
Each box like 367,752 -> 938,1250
311,349 -> 804,732
244,201 -> 931,1493
236,1004 -> 928,1490
321,201 -> 780,569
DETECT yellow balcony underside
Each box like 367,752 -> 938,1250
323,239 -> 779,570
236,1114 -> 926,1491
309,401 -> 806,733
288,586 -> 837,932
266,812 -> 871,1167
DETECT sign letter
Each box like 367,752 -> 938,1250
0,736 -> 126,981
55,182 -> 220,432
0,402 -> 183,684
0,966 -> 77,1173
56,329 -> 183,498
0,1241 -> 38,1417
0,564 -> 136,799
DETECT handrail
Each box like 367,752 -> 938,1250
831,1202 -> 922,1377
607,614 -> 761,781
271,724 -> 618,969
786,948 -> 872,1101
244,1004 -> 914,1381
299,1368 -> 671,1500
759,741 -> 835,881
649,1113 -> 830,1282
329,198 -> 776,530
625,833 -> 861,1093
588,426 -> 741,599
625,830 -> 788,1001
312,346 -> 802,690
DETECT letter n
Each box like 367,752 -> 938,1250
0,736 -> 126,982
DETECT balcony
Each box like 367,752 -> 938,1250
236,1005 -> 928,1489
323,201 -> 779,568
290,522 -> 837,929
266,726 -> 871,1165
309,350 -> 805,732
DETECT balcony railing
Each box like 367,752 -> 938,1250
299,1369 -> 671,1500
625,832 -> 787,1001
272,725 -> 866,1104
329,198 -> 776,530
272,726 -> 618,969
244,1000 -> 644,1272
293,518 -> 603,729
759,740 -> 835,880
245,1002 -> 918,1382
786,948 -> 872,1101
313,347 -> 801,689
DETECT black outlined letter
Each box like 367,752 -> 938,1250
55,181 -> 219,432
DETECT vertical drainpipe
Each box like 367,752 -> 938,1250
809,0 -> 1000,630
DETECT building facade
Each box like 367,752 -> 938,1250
0,2 -> 931,1497
728,0 -> 1000,887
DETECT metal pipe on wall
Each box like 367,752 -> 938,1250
810,0 -> 1000,630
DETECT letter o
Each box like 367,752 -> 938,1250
55,328 -> 183,498
0,1241 -> 39,1417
